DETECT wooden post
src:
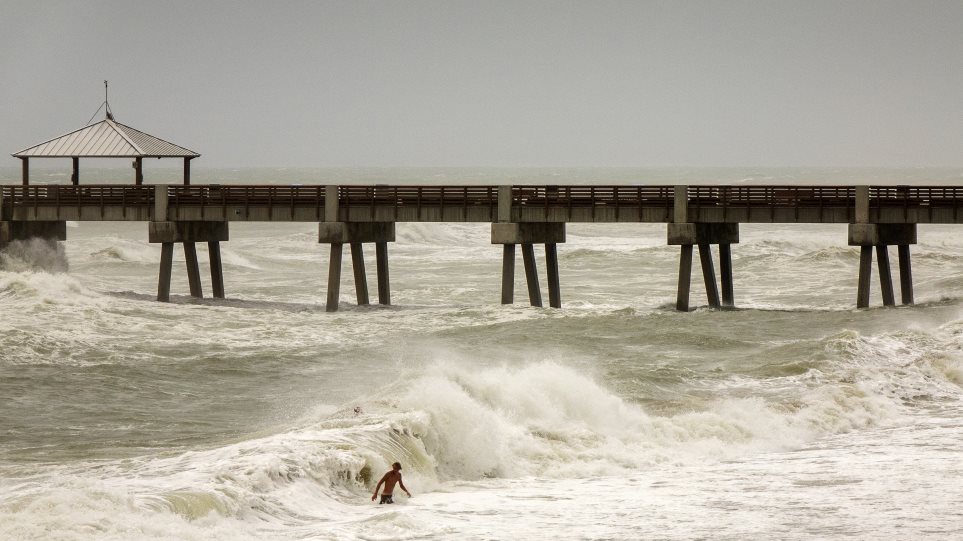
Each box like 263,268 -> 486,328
184,242 -> 203,298
719,243 -> 734,307
698,243 -> 721,308
857,245 -> 873,308
546,242 -> 561,308
350,242 -> 369,305
157,242 -> 174,302
521,243 -> 543,307
71,157 -> 79,185
326,243 -> 343,312
135,157 -> 144,185
501,244 -> 516,304
898,244 -> 913,305
376,241 -> 390,305
209,241 -> 225,299
876,245 -> 895,306
677,245 -> 693,311
21,157 -> 28,186
183,157 -> 192,186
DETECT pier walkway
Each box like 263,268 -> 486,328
2,183 -> 961,310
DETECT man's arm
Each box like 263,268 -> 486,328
371,474 -> 387,501
398,475 -> 411,497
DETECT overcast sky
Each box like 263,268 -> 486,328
0,0 -> 960,168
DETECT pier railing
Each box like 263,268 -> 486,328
2,184 -> 963,223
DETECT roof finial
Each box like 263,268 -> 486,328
104,80 -> 115,121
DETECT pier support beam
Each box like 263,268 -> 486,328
898,244 -> 913,305
491,222 -> 565,308
319,222 -> 395,311
149,221 -> 229,302
501,244 -> 515,304
849,224 -> 916,308
521,243 -> 543,307
376,241 -> 391,305
350,243 -> 370,306
668,223 -> 739,311
719,243 -> 734,307
209,241 -> 225,299
676,244 -> 693,311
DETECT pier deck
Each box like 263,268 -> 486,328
2,182 -> 960,310
2,184 -> 962,224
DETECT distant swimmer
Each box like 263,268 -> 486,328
371,462 -> 411,504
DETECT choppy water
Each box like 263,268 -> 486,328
2,168 -> 963,540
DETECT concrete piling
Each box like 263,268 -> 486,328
676,244 -> 693,312
326,243 -> 343,312
501,244 -> 515,304
698,243 -> 721,308
857,246 -> 873,309
876,245 -> 895,307
183,242 -> 203,298
492,223 -> 564,308
719,244 -> 734,307
849,224 -> 916,308
898,244 -> 913,305
521,243 -> 543,307
350,242 -> 369,305
149,221 -> 228,302
209,241 -> 225,299
546,243 -> 561,309
157,242 -> 174,302
668,223 -> 739,311
376,241 -> 391,305
319,222 -> 395,312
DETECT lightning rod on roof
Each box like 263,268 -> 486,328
104,80 -> 114,121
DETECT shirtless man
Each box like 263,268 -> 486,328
371,462 -> 411,504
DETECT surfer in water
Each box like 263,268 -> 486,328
371,462 -> 411,504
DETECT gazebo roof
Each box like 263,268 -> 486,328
12,118 -> 199,159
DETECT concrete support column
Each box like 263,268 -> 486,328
719,243 -> 734,307
326,243 -> 343,312
668,223 -> 739,311
521,243 -> 543,307
857,246 -> 873,309
898,244 -> 913,305
183,242 -> 203,298
209,241 -> 225,299
501,244 -> 515,304
350,242 -> 369,305
876,245 -> 895,307
676,245 -> 693,312
546,242 -> 561,308
849,224 -> 916,309
319,222 -> 394,311
376,241 -> 391,305
157,242 -> 174,302
492,222 -> 564,308
698,243 -> 721,308
148,221 -> 228,303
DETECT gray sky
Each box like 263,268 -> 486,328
1,0 -> 960,168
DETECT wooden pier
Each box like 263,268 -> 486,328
2,183 -> 961,310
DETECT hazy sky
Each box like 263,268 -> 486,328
1,0 -> 960,168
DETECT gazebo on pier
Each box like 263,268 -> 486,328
12,114 -> 200,186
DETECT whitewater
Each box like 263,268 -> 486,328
2,167 -> 963,540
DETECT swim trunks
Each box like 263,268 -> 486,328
379,494 -> 393,504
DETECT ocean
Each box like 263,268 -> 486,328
2,167 -> 963,540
